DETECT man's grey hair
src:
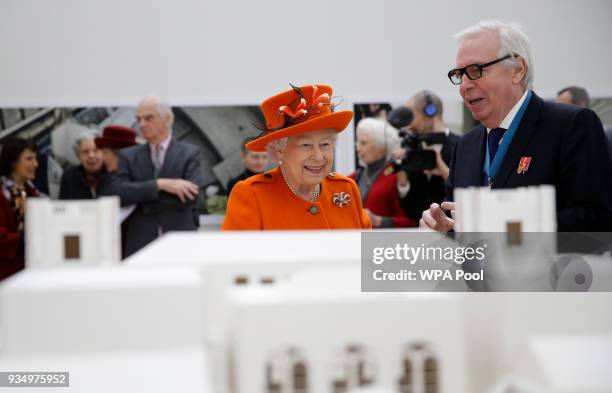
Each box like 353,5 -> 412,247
73,129 -> 99,156
557,86 -> 590,107
356,117 -> 401,160
139,95 -> 174,125
453,20 -> 534,90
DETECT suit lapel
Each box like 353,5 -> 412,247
157,139 -> 175,177
493,93 -> 543,188
467,126 -> 487,186
139,144 -> 156,179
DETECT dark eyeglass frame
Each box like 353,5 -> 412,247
447,54 -> 516,85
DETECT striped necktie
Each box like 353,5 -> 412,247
152,144 -> 162,176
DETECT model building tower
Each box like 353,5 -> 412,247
454,185 -> 556,233
454,186 -> 557,290
25,196 -> 121,267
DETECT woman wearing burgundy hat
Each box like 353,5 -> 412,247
95,124 -> 137,260
94,125 -> 137,172
222,84 -> 371,230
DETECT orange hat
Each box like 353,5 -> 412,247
246,84 -> 353,152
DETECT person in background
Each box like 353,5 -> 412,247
59,129 -> 108,199
0,137 -> 40,280
94,125 -> 137,173
399,90 -> 460,222
555,86 -> 590,107
34,152 -> 63,199
226,136 -> 269,194
222,84 -> 371,230
554,86 -> 611,172
110,96 -> 204,257
94,124 -> 138,259
351,117 -> 415,228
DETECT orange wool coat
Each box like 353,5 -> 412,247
222,167 -> 371,230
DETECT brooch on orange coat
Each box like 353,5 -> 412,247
333,192 -> 351,208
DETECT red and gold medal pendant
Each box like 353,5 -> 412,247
333,192 -> 351,208
517,156 -> 532,174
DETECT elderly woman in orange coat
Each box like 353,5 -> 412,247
222,84 -> 371,230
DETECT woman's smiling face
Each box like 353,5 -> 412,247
278,129 -> 336,191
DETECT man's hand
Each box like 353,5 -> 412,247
423,146 -> 449,180
157,178 -> 199,203
419,202 -> 456,233
365,209 -> 383,228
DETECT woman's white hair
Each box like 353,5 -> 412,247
264,129 -> 338,163
73,129 -> 99,156
453,20 -> 534,90
265,137 -> 288,162
356,117 -> 401,160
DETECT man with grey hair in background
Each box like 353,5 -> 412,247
110,96 -> 204,257
421,20 -> 612,232
555,86 -> 590,108
554,86 -> 612,171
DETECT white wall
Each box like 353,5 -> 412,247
1,0 -> 611,173
1,0 -> 611,106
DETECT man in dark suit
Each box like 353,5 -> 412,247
421,20 -> 612,232
110,96 -> 204,257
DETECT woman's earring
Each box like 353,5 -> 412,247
278,160 -> 283,165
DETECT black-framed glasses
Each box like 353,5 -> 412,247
447,54 -> 515,85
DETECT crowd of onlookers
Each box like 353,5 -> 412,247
0,96 -> 204,279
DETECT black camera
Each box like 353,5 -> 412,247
388,106 -> 447,172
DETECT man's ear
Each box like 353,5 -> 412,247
512,56 -> 527,86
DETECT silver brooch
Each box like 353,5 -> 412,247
333,192 -> 351,208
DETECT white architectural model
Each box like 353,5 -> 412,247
228,267 -> 466,393
454,185 -> 556,233
488,336 -> 612,393
454,186 -> 557,290
0,267 -> 212,393
25,196 -> 121,267
0,231 -> 610,392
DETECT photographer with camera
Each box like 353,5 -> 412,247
351,118 -> 416,228
388,90 -> 460,222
